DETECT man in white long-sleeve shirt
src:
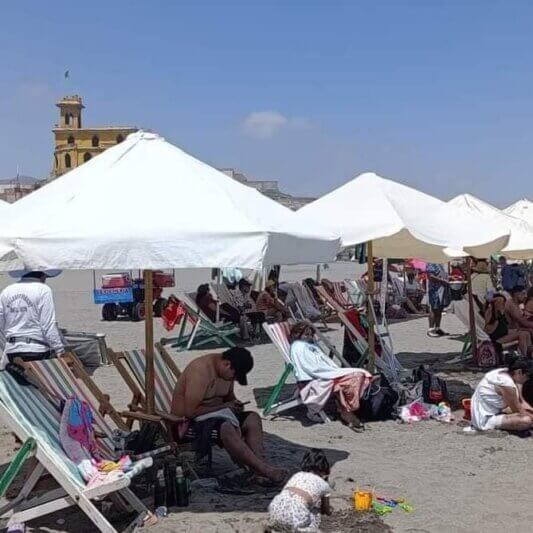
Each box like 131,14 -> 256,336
0,270 -> 64,364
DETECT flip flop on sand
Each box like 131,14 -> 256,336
341,419 -> 365,433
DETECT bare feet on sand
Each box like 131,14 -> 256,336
340,411 -> 364,432
264,466 -> 289,483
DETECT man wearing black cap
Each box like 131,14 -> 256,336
172,347 -> 287,483
0,270 -> 64,366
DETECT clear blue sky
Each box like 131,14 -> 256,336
1,0 -> 532,206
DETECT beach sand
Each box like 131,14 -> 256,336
0,264 -> 531,533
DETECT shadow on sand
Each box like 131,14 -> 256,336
397,350 -> 479,408
252,383 -> 340,427
5,432 -> 350,532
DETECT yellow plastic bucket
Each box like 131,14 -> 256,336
353,490 -> 373,511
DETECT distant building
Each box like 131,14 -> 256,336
52,95 -> 137,177
0,175 -> 43,203
219,168 -> 314,210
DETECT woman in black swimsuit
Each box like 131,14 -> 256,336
484,293 -> 532,356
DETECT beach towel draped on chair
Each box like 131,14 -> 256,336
0,371 -> 150,532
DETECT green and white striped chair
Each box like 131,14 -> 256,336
108,345 -> 180,417
0,371 -> 150,532
25,355 -> 128,457
161,293 -> 239,352
108,345 -> 220,468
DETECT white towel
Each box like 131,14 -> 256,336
195,407 -> 240,427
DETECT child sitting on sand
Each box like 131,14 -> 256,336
267,449 -> 331,532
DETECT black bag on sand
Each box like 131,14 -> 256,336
412,365 -> 449,404
359,373 -> 399,421
126,422 -> 166,454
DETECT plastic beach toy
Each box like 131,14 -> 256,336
353,490 -> 373,511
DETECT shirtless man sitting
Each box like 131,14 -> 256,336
171,347 -> 287,482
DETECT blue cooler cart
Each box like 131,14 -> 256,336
94,271 -> 174,321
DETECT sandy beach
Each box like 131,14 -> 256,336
0,264 -> 532,533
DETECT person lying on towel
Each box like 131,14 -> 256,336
289,322 -> 372,431
171,347 -> 287,483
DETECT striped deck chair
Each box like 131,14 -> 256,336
316,285 -> 401,377
449,300 -> 518,359
0,371 -> 149,532
109,345 -> 219,467
285,283 -> 328,328
211,282 -> 239,309
353,278 -> 396,362
107,344 -> 180,421
330,281 -> 353,310
262,321 -> 347,421
23,355 -> 127,460
315,285 -> 343,318
162,293 -> 239,351
316,286 -> 371,367
344,279 -> 367,309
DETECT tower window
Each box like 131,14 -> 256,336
116,134 -> 124,144
65,113 -> 72,126
67,135 -> 75,145
92,135 -> 99,147
83,152 -> 92,163
65,153 -> 71,168
54,155 -> 58,169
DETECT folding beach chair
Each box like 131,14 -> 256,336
343,279 -> 366,309
0,371 -> 150,532
211,282 -> 239,309
108,345 -> 219,469
317,285 -> 402,381
22,354 -> 175,470
390,275 -> 405,305
330,281 -> 353,310
352,279 -> 397,362
162,293 -> 239,351
262,321 -> 347,420
24,353 -> 128,434
314,285 -> 341,320
284,283 -> 329,329
107,344 -> 180,422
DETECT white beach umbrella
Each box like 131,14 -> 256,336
448,194 -> 533,260
296,173 -> 510,261
0,131 -> 340,413
0,131 -> 340,270
504,199 -> 533,227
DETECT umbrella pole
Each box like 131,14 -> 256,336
316,264 -> 321,283
367,241 -> 376,373
216,269 -> 221,323
144,269 -> 155,414
466,258 -> 478,361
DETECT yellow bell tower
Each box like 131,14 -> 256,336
52,95 -> 137,178
56,95 -> 84,129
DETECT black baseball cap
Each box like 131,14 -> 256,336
222,347 -> 254,386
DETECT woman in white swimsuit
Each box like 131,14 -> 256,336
471,357 -> 533,432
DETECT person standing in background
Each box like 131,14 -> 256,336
427,263 -> 450,337
0,270 -> 64,374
